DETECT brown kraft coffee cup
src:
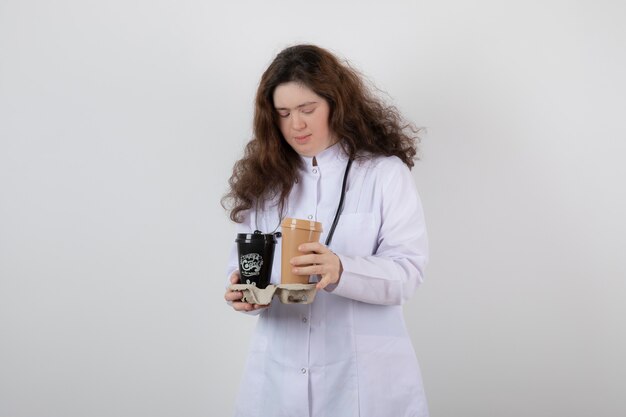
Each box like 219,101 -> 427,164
280,218 -> 323,284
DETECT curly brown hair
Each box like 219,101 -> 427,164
222,44 -> 420,223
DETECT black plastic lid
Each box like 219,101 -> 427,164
235,232 -> 277,243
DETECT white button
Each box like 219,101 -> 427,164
307,215 -> 313,220
312,168 -> 318,174
302,317 -> 308,323
301,368 -> 307,374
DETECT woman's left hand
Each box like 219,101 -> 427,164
290,242 -> 343,290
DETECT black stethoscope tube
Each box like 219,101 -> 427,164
324,159 -> 353,247
256,158 -> 353,247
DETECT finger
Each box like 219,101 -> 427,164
232,301 -> 255,312
229,271 -> 240,284
292,264 -> 325,276
316,275 -> 331,290
298,242 -> 329,253
290,253 -> 321,266
252,304 -> 270,310
225,290 -> 244,302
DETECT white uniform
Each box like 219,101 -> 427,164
226,142 -> 429,417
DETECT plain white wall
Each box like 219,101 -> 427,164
1,0 -> 624,416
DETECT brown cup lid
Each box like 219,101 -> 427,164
281,217 -> 323,232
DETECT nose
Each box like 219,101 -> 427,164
291,112 -> 306,130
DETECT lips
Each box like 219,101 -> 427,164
294,134 -> 311,144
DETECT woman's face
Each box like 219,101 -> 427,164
273,81 -> 336,157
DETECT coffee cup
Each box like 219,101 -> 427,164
236,231 -> 277,289
280,218 -> 323,284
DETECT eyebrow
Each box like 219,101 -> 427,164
274,101 -> 318,111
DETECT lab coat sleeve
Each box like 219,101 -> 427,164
224,208 -> 265,316
331,159 -> 429,305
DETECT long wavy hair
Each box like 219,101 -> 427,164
222,44 -> 420,223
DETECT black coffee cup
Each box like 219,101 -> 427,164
236,231 -> 277,289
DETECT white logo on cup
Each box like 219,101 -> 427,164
240,253 -> 263,278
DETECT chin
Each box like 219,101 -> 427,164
292,146 -> 314,157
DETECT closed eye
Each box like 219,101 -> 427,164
275,103 -> 316,118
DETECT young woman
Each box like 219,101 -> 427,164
223,44 -> 429,417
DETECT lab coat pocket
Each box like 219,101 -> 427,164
332,212 -> 378,256
355,334 -> 427,416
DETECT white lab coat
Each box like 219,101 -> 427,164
226,142 -> 429,417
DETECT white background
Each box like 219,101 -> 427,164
1,0 -> 625,416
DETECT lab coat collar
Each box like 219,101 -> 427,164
299,140 -> 348,170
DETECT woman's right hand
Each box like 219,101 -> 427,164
224,271 -> 270,312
